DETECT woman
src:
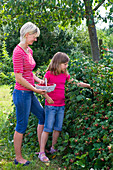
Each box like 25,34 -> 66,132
12,22 -> 50,166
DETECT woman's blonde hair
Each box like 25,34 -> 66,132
20,22 -> 40,43
47,52 -> 70,75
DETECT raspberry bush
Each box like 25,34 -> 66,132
57,50 -> 113,169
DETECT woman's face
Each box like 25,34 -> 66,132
60,62 -> 68,72
26,33 -> 38,45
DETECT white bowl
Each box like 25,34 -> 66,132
35,83 -> 56,92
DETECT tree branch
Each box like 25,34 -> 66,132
93,0 -> 105,11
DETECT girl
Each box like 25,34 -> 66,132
38,52 -> 90,163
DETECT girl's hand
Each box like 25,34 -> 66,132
44,93 -> 54,104
78,82 -> 91,88
68,78 -> 91,88
46,97 -> 54,104
39,79 -> 45,84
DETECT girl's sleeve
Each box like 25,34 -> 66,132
13,49 -> 23,73
66,74 -> 71,81
44,71 -> 50,81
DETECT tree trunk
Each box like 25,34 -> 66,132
84,0 -> 100,61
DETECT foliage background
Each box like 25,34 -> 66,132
1,49 -> 113,169
0,0 -> 113,169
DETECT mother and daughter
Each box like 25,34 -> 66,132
12,22 -> 90,166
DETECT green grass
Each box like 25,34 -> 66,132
0,158 -> 61,170
0,85 -> 62,170
0,85 -> 13,130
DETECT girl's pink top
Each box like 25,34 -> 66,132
12,45 -> 36,91
45,71 -> 70,106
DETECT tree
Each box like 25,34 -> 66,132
43,0 -> 112,61
83,0 -> 112,61
84,0 -> 100,61
1,0 -> 113,61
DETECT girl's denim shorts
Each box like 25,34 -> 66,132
44,105 -> 65,132
13,89 -> 45,134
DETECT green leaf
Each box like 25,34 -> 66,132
76,95 -> 85,101
89,150 -> 96,159
74,160 -> 85,168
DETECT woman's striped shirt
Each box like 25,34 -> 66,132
12,45 -> 36,91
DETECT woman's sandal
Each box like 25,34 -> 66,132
38,152 -> 50,163
14,159 -> 31,166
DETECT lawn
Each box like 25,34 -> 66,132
0,85 -> 13,130
0,85 -> 62,170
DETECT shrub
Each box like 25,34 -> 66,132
0,41 -> 14,85
56,51 -> 113,169
30,26 -> 75,67
4,26 -> 75,68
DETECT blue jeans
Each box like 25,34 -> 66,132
13,89 -> 45,134
44,105 -> 65,132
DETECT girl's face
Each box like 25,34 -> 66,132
25,33 -> 38,45
60,62 -> 68,72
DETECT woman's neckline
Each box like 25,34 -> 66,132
18,43 -> 29,54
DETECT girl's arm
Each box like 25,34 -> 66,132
68,78 -> 91,88
44,93 -> 54,104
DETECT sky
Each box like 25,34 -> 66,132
81,1 -> 112,29
96,6 -> 112,29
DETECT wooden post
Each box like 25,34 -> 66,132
99,39 -> 103,59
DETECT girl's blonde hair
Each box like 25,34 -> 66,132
20,22 -> 40,43
47,52 -> 70,75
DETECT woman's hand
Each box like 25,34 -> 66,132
35,88 -> 47,95
33,74 -> 44,84
15,73 -> 46,93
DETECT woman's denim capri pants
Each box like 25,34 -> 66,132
13,89 -> 45,134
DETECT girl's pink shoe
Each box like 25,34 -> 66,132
50,147 -> 57,154
38,152 -> 50,163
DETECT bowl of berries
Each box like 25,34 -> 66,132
35,78 -> 56,92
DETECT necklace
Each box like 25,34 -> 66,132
18,43 -> 29,54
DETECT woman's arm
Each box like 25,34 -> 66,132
68,78 -> 91,88
15,73 -> 46,94
33,74 -> 44,84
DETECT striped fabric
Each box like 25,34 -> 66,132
12,45 -> 36,91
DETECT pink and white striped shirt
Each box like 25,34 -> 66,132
12,45 -> 36,91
